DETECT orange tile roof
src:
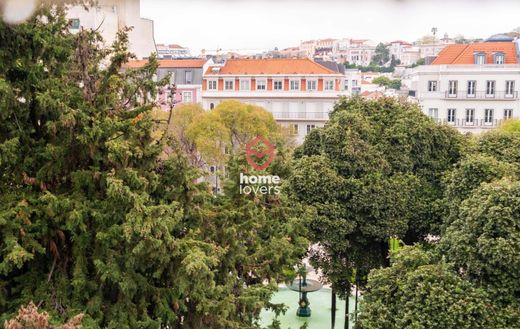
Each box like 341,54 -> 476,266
432,42 -> 518,64
124,59 -> 207,69
204,58 -> 339,75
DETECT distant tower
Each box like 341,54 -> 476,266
431,27 -> 438,38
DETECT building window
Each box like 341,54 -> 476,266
428,80 -> 438,92
447,108 -> 456,123
506,80 -> 515,96
306,124 -> 316,133
182,91 -> 192,103
256,79 -> 266,90
208,80 -> 217,90
475,53 -> 486,65
273,80 -> 283,90
324,80 -> 335,91
504,109 -> 513,120
344,79 -> 349,90
428,108 -> 438,119
484,109 -> 494,124
307,80 -> 317,91
466,109 -> 475,124
290,80 -> 300,91
290,124 -> 299,135
210,103 -> 215,110
494,53 -> 505,64
240,79 -> 250,91
467,80 -> 476,97
185,71 -> 193,84
69,18 -> 80,29
352,80 -> 358,87
448,80 -> 458,96
486,80 -> 495,96
224,80 -> 234,90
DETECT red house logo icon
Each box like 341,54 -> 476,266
245,136 -> 276,171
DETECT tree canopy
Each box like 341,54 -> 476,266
0,6 -> 307,328
288,97 -> 464,294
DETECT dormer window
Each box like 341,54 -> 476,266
493,52 -> 505,64
474,52 -> 486,65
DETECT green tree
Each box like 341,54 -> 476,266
186,100 -> 283,165
370,43 -> 389,66
371,76 -> 401,90
0,6 -> 307,328
288,97 -> 464,296
357,246 -> 496,329
440,178 -> 520,327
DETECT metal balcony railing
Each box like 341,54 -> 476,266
270,111 -> 330,121
431,118 -> 505,127
443,91 -> 518,100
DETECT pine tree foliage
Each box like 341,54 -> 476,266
0,6 -> 307,328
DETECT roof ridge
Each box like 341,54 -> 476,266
450,44 -> 471,64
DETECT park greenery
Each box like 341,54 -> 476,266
1,4 -> 519,329
371,76 -> 402,90
0,5 -> 308,328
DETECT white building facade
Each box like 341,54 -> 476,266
201,59 -> 345,144
66,0 -> 156,59
407,39 -> 520,133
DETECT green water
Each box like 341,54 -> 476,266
259,287 -> 357,329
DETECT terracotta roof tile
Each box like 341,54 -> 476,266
204,58 -> 339,75
124,59 -> 207,69
432,42 -> 518,64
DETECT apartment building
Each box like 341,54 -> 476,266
407,36 -> 520,133
125,59 -> 212,108
201,58 -> 344,144
66,0 -> 156,59
156,44 -> 191,59
388,40 -> 421,66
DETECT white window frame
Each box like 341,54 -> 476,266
256,79 -> 267,91
344,79 -> 349,91
290,79 -> 300,91
306,124 -> 316,134
324,79 -> 335,91
448,80 -> 458,97
185,70 -> 193,84
290,124 -> 299,135
465,109 -> 475,124
428,108 -> 439,119
307,79 -> 317,91
467,80 -> 476,97
504,109 -> 513,120
182,91 -> 193,103
207,79 -> 217,91
486,80 -> 496,97
224,79 -> 234,91
273,79 -> 284,91
494,53 -> 505,64
475,53 -> 486,65
505,80 -> 515,97
484,108 -> 494,124
447,108 -> 456,123
428,80 -> 438,92
239,78 -> 251,91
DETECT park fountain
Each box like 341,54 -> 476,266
286,265 -> 323,317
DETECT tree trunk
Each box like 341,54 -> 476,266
331,288 -> 336,329
354,283 -> 359,324
344,287 -> 350,329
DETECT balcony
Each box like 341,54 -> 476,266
271,111 -> 330,121
443,91 -> 518,100
431,118 -> 505,128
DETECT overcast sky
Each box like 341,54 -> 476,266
140,0 -> 520,55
